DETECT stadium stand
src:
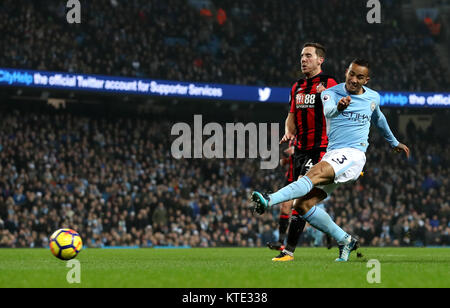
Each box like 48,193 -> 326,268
0,0 -> 448,249
0,0 -> 448,91
0,101 -> 448,248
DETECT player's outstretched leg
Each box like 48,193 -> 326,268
250,176 -> 313,214
251,161 -> 335,211
252,162 -> 359,261
293,188 -> 359,262
302,205 -> 359,262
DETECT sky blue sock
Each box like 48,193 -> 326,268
302,206 -> 349,244
268,176 -> 313,206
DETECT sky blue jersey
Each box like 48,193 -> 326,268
321,83 -> 399,152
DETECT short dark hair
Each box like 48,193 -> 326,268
350,58 -> 370,73
303,42 -> 326,58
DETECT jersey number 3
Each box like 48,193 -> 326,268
331,155 -> 347,165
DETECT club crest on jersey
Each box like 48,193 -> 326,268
371,101 -> 376,112
316,82 -> 326,93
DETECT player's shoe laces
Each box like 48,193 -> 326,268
267,242 -> 285,251
250,191 -> 270,215
272,250 -> 294,262
335,236 -> 359,262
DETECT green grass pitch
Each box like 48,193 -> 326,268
0,247 -> 449,288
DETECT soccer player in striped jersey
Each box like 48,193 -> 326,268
252,59 -> 410,262
267,43 -> 337,261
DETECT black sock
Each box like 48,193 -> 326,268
278,215 -> 290,244
285,210 -> 306,253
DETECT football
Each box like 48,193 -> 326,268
49,229 -> 83,260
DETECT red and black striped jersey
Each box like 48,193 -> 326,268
288,72 -> 338,151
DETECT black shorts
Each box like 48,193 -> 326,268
284,178 -> 294,186
292,148 -> 327,181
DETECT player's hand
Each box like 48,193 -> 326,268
280,131 -> 296,144
337,96 -> 351,111
316,84 -> 326,93
284,146 -> 295,156
393,143 -> 410,159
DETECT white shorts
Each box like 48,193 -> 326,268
316,148 -> 366,196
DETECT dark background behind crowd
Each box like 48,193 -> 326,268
0,0 -> 448,91
0,0 -> 449,248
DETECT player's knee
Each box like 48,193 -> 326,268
305,162 -> 333,185
304,168 -> 322,185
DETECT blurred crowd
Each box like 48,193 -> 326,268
0,0 -> 448,92
0,105 -> 448,249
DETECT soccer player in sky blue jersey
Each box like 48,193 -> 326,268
251,59 -> 410,261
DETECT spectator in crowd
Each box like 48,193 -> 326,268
152,202 -> 168,228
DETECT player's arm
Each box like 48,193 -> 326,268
280,112 -> 296,144
281,83 -> 298,144
321,90 -> 351,118
371,102 -> 410,158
